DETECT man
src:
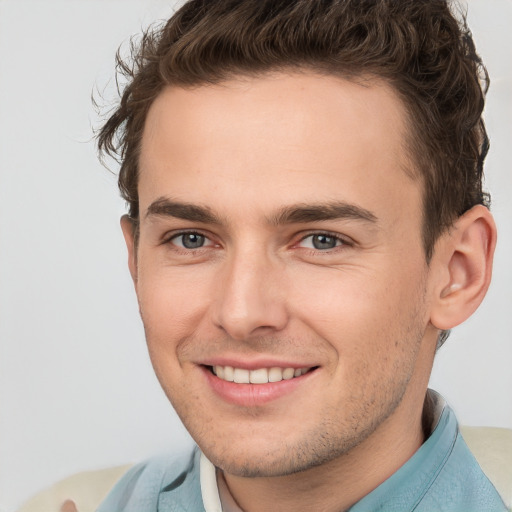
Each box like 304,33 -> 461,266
94,0 -> 507,510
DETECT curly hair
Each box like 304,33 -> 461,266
97,0 -> 490,261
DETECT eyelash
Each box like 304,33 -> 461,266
162,230 -> 352,254
296,231 -> 352,252
163,230 -> 216,251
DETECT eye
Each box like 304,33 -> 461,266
298,233 -> 344,250
170,232 -> 212,249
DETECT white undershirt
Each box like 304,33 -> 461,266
199,452 -> 224,512
200,452 -> 244,512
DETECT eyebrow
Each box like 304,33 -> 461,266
269,202 -> 378,226
145,197 -> 378,226
145,198 -> 222,224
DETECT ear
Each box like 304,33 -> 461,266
120,214 -> 138,285
430,205 -> 496,330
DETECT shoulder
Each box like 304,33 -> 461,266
349,397 -> 509,512
414,392 -> 508,511
415,428 -> 508,512
97,447 -> 203,512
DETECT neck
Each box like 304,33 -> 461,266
222,387 -> 427,512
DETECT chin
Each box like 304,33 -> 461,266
206,448 -> 326,478
196,423 -> 370,478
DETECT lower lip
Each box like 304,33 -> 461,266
202,366 -> 316,407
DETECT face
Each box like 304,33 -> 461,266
125,72 -> 439,477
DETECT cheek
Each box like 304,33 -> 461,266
136,262 -> 215,345
287,261 -> 428,352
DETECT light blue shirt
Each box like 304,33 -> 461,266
98,398 -> 507,512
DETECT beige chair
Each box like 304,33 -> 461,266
16,465 -> 132,512
460,426 -> 512,511
17,428 -> 512,512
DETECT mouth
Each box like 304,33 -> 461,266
209,365 -> 315,384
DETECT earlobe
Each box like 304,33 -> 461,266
120,214 -> 138,284
430,205 -> 496,330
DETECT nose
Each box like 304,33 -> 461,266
212,249 -> 289,341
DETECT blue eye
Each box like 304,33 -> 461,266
172,232 -> 207,249
299,234 -> 343,250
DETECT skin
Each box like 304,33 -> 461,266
60,500 -> 77,512
121,72 -> 496,512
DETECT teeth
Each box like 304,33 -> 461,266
233,368 -> 249,383
282,368 -> 295,380
212,365 -> 310,384
268,367 -> 283,382
224,366 -> 234,382
249,368 -> 268,384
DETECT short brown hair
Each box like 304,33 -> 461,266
97,0 -> 490,260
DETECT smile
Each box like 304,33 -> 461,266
211,365 -> 312,384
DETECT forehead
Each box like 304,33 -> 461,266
139,72 -> 419,224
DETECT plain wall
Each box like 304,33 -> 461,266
0,1 -> 510,511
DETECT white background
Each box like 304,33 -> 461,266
0,1 -> 510,511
